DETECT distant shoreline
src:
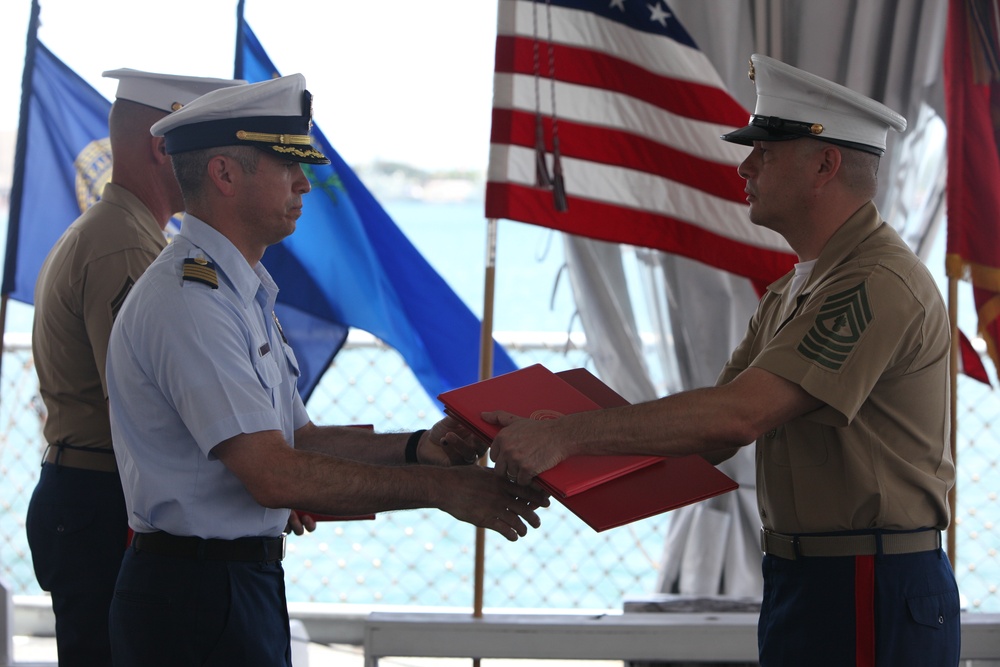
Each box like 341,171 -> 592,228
354,160 -> 485,204
0,128 -> 486,211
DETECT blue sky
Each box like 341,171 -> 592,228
0,0 -> 500,172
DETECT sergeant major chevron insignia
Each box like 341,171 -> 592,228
110,276 -> 135,321
797,281 -> 872,371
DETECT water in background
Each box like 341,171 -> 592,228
382,198 -> 583,335
0,198 -> 582,337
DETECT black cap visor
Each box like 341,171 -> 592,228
721,115 -> 884,155
720,114 -> 823,146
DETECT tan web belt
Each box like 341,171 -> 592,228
760,527 -> 941,560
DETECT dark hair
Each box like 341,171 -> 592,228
171,145 -> 261,203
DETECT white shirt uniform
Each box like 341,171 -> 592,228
107,214 -> 309,539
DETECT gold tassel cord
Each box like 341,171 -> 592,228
544,0 -> 568,212
532,0 -> 553,188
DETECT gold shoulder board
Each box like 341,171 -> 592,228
182,257 -> 219,289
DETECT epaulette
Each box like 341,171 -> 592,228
182,256 -> 218,289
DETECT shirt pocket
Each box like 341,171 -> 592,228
768,426 -> 829,468
253,346 -> 283,389
279,341 -> 301,379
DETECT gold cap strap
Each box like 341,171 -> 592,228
235,130 -> 313,145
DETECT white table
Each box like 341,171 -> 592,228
363,610 -> 1000,666
363,611 -> 757,666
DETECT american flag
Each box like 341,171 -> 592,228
485,0 -> 796,286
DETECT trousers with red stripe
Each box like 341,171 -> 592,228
758,546 -> 960,666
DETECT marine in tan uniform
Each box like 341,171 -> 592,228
486,54 -> 959,666
26,69 -> 243,667
719,199 -> 953,536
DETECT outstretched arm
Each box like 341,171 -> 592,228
293,415 -> 487,467
487,366 -> 822,485
213,430 -> 549,541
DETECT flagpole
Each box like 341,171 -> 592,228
947,276 -> 958,566
472,218 -> 499,665
1,0 -> 42,409
234,0 -> 246,78
0,296 -> 9,408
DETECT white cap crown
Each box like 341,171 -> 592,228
150,73 -> 329,165
721,54 -> 906,155
102,68 -> 245,113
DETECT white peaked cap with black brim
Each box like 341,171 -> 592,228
150,73 -> 330,165
721,54 -> 906,156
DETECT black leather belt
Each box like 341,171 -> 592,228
43,443 -> 117,473
132,531 -> 285,562
760,528 -> 941,560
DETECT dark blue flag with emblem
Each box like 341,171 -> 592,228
4,1 -> 113,306
235,1 -> 518,402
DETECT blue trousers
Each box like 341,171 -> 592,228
25,463 -> 128,667
758,548 -> 960,666
110,545 -> 292,666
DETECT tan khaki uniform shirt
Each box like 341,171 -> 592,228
32,183 -> 168,450
718,202 -> 954,533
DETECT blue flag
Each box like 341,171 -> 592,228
4,2 -> 113,305
235,5 -> 517,402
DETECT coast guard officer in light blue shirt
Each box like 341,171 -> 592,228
106,73 -> 548,667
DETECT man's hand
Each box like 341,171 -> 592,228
417,415 -> 489,466
284,510 -> 317,536
438,465 -> 550,541
484,410 -> 574,486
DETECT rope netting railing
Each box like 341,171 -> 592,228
0,332 -> 996,611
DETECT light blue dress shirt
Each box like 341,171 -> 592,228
107,214 -> 309,539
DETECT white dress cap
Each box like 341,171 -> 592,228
721,54 -> 906,155
102,68 -> 245,113
150,73 -> 329,165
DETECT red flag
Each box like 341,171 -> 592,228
485,0 -> 796,286
945,0 -> 1000,379
958,328 -> 992,386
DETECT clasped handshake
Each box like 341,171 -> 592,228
419,410 -> 560,544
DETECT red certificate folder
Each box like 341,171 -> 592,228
438,364 -> 738,532
439,363 -> 603,441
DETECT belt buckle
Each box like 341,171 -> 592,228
280,534 -> 287,561
761,528 -> 799,559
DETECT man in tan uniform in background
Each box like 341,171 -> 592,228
487,54 -> 960,666
26,69 -> 243,667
